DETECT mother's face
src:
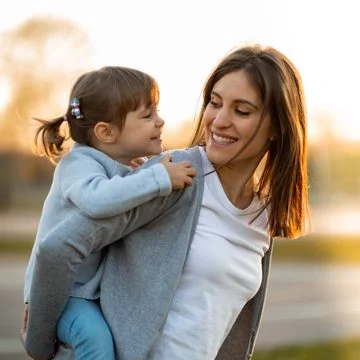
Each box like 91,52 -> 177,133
203,70 -> 273,168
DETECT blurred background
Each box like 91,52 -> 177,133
1,0 -> 359,359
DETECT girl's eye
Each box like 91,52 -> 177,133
144,106 -> 158,119
143,111 -> 152,119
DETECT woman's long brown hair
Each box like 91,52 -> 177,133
190,45 -> 309,239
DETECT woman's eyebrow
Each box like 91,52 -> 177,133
211,90 -> 259,110
233,99 -> 259,110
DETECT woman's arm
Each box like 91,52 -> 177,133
24,187 -> 185,359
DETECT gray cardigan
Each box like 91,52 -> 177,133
24,146 -> 273,360
24,143 -> 171,304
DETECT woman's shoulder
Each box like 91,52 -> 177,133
163,146 -> 202,164
143,146 -> 203,175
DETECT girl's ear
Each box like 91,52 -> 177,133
93,122 -> 118,144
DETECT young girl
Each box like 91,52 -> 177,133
23,66 -> 196,359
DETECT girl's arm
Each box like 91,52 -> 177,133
60,151 -> 172,218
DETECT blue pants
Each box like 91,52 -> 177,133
57,297 -> 115,360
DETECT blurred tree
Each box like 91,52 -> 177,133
163,119 -> 195,150
0,16 -> 93,209
0,16 -> 93,152
0,152 -> 15,210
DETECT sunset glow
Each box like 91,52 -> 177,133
1,0 -> 359,142
0,78 -> 10,110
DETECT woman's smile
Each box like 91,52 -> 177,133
211,132 -> 238,145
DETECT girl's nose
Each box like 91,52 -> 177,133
155,115 -> 165,127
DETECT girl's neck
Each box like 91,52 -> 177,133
92,142 -> 132,165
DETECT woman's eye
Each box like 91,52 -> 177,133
209,100 -> 221,108
235,109 -> 250,116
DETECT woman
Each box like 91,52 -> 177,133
24,44 -> 309,360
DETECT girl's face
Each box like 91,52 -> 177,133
111,103 -> 164,165
203,70 -> 273,168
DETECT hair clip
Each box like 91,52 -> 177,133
70,97 -> 84,119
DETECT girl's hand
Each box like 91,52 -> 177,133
21,304 -> 52,359
161,156 -> 197,189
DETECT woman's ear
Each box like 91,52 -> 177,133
93,122 -> 118,144
269,130 -> 277,142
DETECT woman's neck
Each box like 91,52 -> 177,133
216,163 -> 256,210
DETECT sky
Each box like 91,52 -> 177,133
0,0 -> 359,142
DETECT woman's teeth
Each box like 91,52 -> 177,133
212,133 -> 237,144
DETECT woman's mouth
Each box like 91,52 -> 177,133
212,133 -> 238,145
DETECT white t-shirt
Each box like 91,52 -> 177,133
148,147 -> 270,360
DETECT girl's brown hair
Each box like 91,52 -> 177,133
34,66 -> 159,162
190,44 -> 309,239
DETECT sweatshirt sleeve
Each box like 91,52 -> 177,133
60,153 -> 172,219
24,189 -> 185,359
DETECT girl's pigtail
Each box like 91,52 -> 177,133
33,116 -> 68,163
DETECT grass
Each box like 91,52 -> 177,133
2,234 -> 360,264
254,337 -> 360,359
0,236 -> 34,254
272,234 -> 360,264
2,234 -> 360,358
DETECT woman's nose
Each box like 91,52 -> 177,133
212,108 -> 231,128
